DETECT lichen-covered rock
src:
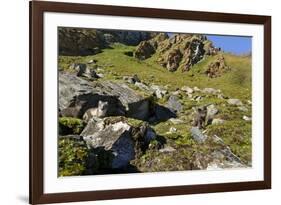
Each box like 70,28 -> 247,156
134,33 -> 168,60
205,55 -> 230,78
155,34 -> 215,72
134,41 -> 156,60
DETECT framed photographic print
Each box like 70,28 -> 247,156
29,0 -> 271,204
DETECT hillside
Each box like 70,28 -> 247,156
58,28 -> 252,176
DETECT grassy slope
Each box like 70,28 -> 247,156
59,43 -> 251,100
59,43 -> 252,165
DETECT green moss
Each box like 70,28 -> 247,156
127,118 -> 144,127
59,117 -> 85,135
58,138 -> 89,176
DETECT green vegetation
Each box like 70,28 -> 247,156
58,138 -> 89,176
207,120 -> 252,163
59,43 -> 251,100
59,117 -> 85,135
58,39 -> 252,173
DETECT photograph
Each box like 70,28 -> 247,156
58,27 -> 252,177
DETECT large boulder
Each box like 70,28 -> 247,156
81,117 -> 157,170
81,117 -> 134,169
59,72 -> 150,120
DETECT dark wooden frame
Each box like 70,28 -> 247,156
30,0 -> 271,204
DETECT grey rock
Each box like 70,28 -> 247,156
159,146 -> 176,153
181,86 -> 193,94
134,82 -> 151,91
59,72 -> 150,120
202,87 -> 220,95
88,59 -> 97,64
227,98 -> 243,106
71,63 -> 98,80
169,118 -> 184,124
193,86 -> 201,92
191,134 -> 246,170
243,115 -> 252,121
166,95 -> 182,113
81,118 -> 134,169
151,85 -> 167,99
169,127 -> 177,133
212,118 -> 225,125
190,126 -> 207,143
206,104 -> 219,124
238,106 -> 248,112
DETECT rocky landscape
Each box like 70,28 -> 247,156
58,28 -> 252,176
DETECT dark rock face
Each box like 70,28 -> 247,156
205,55 -> 230,78
59,72 -> 150,120
58,27 -> 158,56
58,28 -> 104,56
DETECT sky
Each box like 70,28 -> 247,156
206,35 -> 252,55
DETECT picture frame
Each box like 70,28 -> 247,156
30,0 -> 271,204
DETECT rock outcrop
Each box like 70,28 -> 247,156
134,33 -> 169,60
205,55 -> 230,78
59,72 -> 150,120
134,33 -> 218,72
58,27 -> 158,56
58,28 -> 104,56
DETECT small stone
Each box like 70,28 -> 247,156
169,127 -> 177,133
169,118 -> 184,124
190,127 -> 207,143
212,118 -> 225,125
181,86 -> 194,94
135,82 -> 150,91
88,59 -> 97,64
238,106 -> 248,112
227,98 -> 243,106
159,146 -> 176,153
202,88 -> 220,95
193,86 -> 201,92
243,115 -> 252,121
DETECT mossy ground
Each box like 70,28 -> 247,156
58,42 -> 252,171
